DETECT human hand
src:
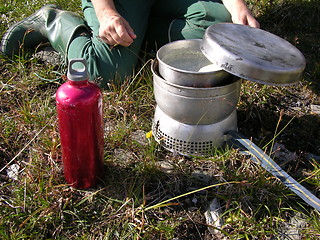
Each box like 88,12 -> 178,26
223,0 -> 260,28
231,4 -> 260,28
98,11 -> 136,47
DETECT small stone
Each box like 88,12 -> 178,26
33,47 -> 64,65
274,212 -> 307,240
192,170 -> 212,183
114,149 -> 135,166
306,153 -> 320,163
155,161 -> 175,174
291,106 -> 302,112
272,143 -> 298,163
130,130 -> 148,146
7,164 -> 20,180
204,198 -> 224,236
104,120 -> 117,135
191,197 -> 198,205
310,104 -> 320,115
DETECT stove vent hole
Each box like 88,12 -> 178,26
153,125 -> 214,156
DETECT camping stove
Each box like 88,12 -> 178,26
152,23 -> 306,157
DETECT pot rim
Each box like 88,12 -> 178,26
156,39 -> 224,75
152,59 -> 240,91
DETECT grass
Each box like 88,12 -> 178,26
1,0 -> 320,239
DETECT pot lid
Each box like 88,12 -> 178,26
200,23 -> 306,85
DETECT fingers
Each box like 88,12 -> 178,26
122,21 -> 137,40
233,13 -> 260,29
229,0 -> 260,29
99,15 -> 136,47
244,14 -> 260,28
113,20 -> 136,46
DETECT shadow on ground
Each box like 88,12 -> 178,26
257,0 -> 320,94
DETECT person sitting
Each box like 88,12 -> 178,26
1,0 -> 259,88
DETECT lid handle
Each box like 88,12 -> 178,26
67,58 -> 88,81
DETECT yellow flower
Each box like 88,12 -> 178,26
146,130 -> 153,139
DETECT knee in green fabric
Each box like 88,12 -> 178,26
170,0 -> 231,40
68,35 -> 139,89
187,0 -> 231,25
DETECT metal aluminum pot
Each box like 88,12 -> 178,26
156,39 -> 230,87
152,60 -> 241,125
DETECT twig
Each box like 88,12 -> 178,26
263,114 -> 295,152
144,181 -> 241,211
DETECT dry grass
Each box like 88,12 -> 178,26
1,0 -> 320,239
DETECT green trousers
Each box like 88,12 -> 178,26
69,0 -> 231,88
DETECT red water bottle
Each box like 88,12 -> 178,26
56,58 -> 104,189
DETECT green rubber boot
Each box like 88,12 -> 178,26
1,4 -> 88,59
